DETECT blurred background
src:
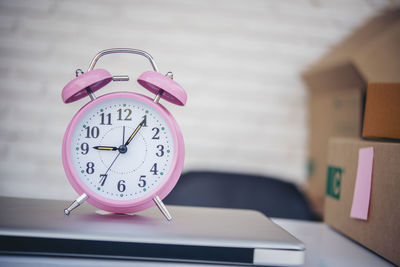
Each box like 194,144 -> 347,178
0,0 -> 396,202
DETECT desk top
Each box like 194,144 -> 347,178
0,218 -> 394,267
272,219 -> 394,267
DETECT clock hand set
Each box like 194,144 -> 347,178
92,119 -> 143,153
97,121 -> 145,186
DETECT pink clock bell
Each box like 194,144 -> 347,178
61,48 -> 187,220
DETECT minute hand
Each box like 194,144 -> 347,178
124,119 -> 146,146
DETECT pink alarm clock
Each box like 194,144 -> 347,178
61,48 -> 187,220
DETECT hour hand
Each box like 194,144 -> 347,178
93,146 -> 118,151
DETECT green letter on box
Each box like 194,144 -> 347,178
326,166 -> 343,199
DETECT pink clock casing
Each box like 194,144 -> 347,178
62,91 -> 185,213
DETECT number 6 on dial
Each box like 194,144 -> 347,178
61,48 -> 187,220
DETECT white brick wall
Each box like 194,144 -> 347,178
0,0 -> 396,200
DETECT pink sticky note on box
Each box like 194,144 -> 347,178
350,147 -> 374,220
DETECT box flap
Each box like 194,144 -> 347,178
303,63 -> 365,93
306,9 -> 400,73
362,82 -> 400,139
303,9 -> 400,92
354,21 -> 400,83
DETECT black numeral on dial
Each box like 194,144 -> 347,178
152,127 -> 160,139
117,108 -> 132,121
100,113 -> 112,125
156,145 -> 164,157
117,180 -> 126,192
142,115 -> 148,127
85,126 -> 99,138
99,174 -> 107,186
138,175 -> 146,188
150,163 -> 158,175
86,162 -> 94,174
80,143 -> 89,154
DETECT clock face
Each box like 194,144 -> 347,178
69,96 -> 175,201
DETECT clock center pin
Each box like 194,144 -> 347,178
118,145 -> 127,154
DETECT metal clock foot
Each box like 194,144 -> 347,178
64,193 -> 88,215
153,195 -> 172,221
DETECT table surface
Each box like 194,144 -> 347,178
0,218 -> 394,267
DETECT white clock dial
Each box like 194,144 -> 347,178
70,97 -> 175,200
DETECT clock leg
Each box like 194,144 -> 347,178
153,195 -> 172,221
64,193 -> 88,215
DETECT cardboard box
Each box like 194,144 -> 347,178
363,83 -> 400,140
324,137 -> 400,265
302,10 -> 400,214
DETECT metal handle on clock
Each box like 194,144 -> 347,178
87,48 -> 159,72
84,48 -> 160,101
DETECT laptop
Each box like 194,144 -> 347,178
0,197 -> 305,266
